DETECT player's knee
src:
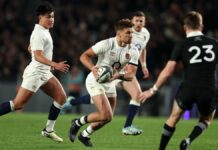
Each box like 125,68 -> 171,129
99,112 -> 113,123
55,93 -> 67,105
168,114 -> 180,125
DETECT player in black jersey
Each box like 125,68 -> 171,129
139,11 -> 218,150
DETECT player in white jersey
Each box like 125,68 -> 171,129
0,2 -> 69,142
69,19 -> 139,147
61,11 -> 150,135
119,11 -> 150,135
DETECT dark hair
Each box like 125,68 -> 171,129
131,11 -> 145,18
114,19 -> 133,31
184,11 -> 203,30
36,1 -> 54,16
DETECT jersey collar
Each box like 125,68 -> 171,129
186,31 -> 203,38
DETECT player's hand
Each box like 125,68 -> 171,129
91,66 -> 100,79
52,61 -> 70,73
142,67 -> 149,79
138,89 -> 153,103
109,67 -> 119,81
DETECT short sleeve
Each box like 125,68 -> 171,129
92,39 -> 110,54
129,47 -> 140,65
144,31 -> 150,48
30,32 -> 44,51
170,42 -> 183,62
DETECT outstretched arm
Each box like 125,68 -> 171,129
139,60 -> 177,102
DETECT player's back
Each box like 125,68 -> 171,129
180,35 -> 218,87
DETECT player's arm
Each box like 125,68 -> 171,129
34,50 -> 69,73
80,47 -> 100,79
80,48 -> 97,71
139,48 -> 149,78
153,60 -> 176,89
139,61 -> 176,102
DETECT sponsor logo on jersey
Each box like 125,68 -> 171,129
110,51 -> 116,56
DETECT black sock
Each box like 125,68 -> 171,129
124,104 -> 139,127
0,101 -> 13,116
70,94 -> 91,105
48,103 -> 61,120
159,123 -> 175,150
188,121 -> 208,143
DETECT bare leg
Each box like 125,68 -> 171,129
40,76 -> 67,142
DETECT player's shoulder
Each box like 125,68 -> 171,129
32,25 -> 46,37
99,37 -> 114,44
94,37 -> 115,50
141,27 -> 150,35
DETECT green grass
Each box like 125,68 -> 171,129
0,113 -> 218,150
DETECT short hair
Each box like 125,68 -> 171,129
184,11 -> 203,30
36,1 -> 54,16
131,11 -> 145,18
114,19 -> 134,31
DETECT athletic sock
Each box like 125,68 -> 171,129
0,101 -> 14,116
188,121 -> 208,143
81,125 -> 94,137
46,101 -> 62,132
124,100 -> 140,128
159,123 -> 176,150
70,94 -> 91,105
75,115 -> 88,127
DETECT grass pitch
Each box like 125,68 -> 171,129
0,113 -> 217,150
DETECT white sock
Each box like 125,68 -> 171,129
82,125 -> 94,137
46,120 -> 56,132
9,101 -> 15,111
129,99 -> 141,106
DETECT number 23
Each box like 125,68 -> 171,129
189,45 -> 215,64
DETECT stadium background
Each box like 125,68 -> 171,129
0,0 -> 217,117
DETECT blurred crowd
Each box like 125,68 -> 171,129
0,0 -> 217,81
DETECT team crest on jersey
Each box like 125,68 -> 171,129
125,53 -> 130,59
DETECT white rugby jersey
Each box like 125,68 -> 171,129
92,37 -> 140,71
131,27 -> 150,55
29,24 -> 53,71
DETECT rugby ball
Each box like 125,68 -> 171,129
96,66 -> 113,83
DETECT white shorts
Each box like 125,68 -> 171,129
86,73 -> 116,97
21,66 -> 54,92
112,79 -> 122,86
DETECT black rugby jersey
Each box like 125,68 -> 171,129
170,32 -> 218,87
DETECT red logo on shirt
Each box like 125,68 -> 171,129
125,53 -> 130,59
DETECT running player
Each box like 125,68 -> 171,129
0,2 -> 69,142
139,11 -> 218,150
62,11 -> 150,135
69,19 -> 139,147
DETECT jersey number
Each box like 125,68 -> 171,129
189,45 -> 215,64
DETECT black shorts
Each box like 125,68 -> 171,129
175,84 -> 217,116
